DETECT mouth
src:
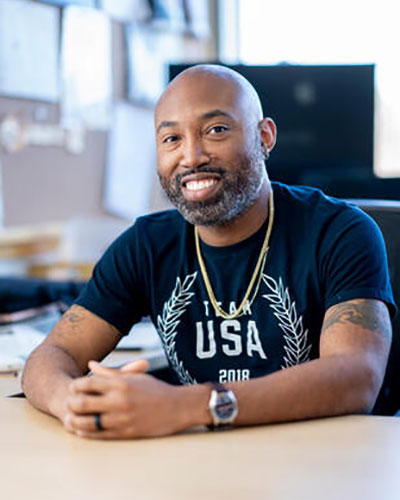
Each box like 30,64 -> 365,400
181,174 -> 221,202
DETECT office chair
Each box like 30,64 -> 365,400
352,200 -> 400,415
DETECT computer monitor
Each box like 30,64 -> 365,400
168,64 -> 375,184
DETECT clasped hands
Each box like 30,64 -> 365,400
63,359 -> 188,439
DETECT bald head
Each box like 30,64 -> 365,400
155,64 -> 264,128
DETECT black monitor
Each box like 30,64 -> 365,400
168,64 -> 375,185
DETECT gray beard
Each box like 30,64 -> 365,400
158,147 -> 266,227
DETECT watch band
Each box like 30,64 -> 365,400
209,381 -> 227,393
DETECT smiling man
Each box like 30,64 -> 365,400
22,65 -> 396,439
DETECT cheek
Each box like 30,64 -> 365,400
156,151 -> 176,179
210,142 -> 239,163
218,134 -> 250,157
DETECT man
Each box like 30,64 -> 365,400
22,64 -> 395,439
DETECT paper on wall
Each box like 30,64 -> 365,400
126,24 -> 183,105
61,6 -> 112,130
103,102 -> 157,219
99,0 -> 150,23
0,0 -> 59,101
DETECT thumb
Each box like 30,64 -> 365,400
88,360 -> 120,377
120,359 -> 149,374
88,359 -> 149,377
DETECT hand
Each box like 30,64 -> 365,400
63,359 -> 191,439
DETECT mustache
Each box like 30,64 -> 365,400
175,166 -> 226,184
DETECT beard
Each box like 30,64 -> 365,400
158,145 -> 266,226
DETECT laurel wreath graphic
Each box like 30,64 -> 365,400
262,275 -> 311,369
156,272 -> 198,385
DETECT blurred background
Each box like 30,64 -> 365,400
0,0 -> 399,280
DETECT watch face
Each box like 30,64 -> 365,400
216,393 -> 236,419
210,388 -> 238,425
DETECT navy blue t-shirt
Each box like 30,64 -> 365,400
76,183 -> 396,385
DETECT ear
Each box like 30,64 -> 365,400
258,118 -> 277,158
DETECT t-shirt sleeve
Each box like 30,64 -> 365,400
320,206 -> 397,318
74,221 -> 149,335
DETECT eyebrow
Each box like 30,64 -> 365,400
200,109 -> 235,121
156,109 -> 235,135
156,120 -> 177,134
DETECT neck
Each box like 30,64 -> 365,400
196,180 -> 271,246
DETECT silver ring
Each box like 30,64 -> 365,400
94,413 -> 104,431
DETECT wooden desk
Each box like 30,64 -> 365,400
0,397 -> 399,500
0,373 -> 21,396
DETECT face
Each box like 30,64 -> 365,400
155,73 -> 268,226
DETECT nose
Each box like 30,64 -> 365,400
180,136 -> 210,169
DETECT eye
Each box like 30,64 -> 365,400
209,125 -> 228,135
162,134 -> 179,144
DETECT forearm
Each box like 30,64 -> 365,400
181,354 -> 381,430
22,343 -> 84,421
231,355 -> 380,426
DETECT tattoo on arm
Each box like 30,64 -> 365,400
322,299 -> 392,343
52,305 -> 121,343
62,311 -> 83,324
56,306 -> 85,336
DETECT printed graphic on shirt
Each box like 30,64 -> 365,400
156,272 -> 198,385
156,273 -> 312,385
262,275 -> 312,369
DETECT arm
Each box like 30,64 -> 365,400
65,298 -> 392,439
225,298 -> 392,425
22,304 -> 122,422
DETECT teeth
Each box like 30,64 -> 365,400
186,179 -> 217,191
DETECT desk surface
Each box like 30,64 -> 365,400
0,396 -> 399,500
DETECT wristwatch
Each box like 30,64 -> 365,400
208,381 -> 238,429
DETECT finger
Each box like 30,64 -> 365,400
74,427 -> 134,440
88,359 -> 149,377
120,359 -> 149,374
64,412 -> 95,432
64,410 -> 133,438
67,393 -> 110,415
88,361 -> 121,377
66,409 -> 133,434
70,375 -> 117,394
65,412 -> 107,432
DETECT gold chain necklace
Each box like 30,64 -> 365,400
195,189 -> 274,320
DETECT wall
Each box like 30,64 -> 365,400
0,2 -> 217,227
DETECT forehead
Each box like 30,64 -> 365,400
155,74 -> 246,128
